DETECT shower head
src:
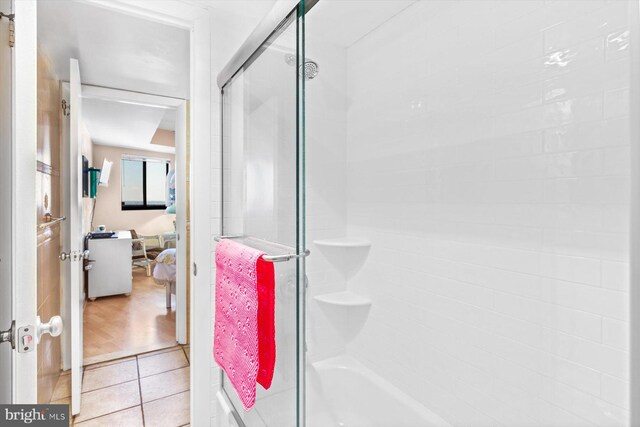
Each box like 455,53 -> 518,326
284,54 -> 319,80
302,61 -> 319,80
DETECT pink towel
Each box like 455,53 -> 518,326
213,239 -> 276,410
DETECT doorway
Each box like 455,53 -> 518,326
37,2 -> 191,423
64,84 -> 190,366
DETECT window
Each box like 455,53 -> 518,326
121,157 -> 169,210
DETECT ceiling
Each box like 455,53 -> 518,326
37,1 -> 190,99
185,0 -> 276,20
158,109 -> 177,131
181,0 -> 276,22
79,85 -> 183,153
82,97 -> 176,154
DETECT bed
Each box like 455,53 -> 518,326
153,248 -> 176,308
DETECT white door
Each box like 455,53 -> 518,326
0,0 -> 14,404
65,58 -> 85,415
175,102 -> 187,344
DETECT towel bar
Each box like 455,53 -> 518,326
38,216 -> 66,229
214,235 -> 310,263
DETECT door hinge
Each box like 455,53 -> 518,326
193,262 -> 197,276
61,99 -> 71,117
8,18 -> 14,47
0,12 -> 14,47
1,321 -> 35,353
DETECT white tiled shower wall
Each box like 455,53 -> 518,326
305,38 -> 349,362
339,1 -> 630,426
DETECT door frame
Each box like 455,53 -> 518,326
66,58 -> 85,416
630,0 -> 640,423
11,0 -> 211,421
59,84 -> 189,371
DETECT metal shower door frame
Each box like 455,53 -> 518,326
216,0 -> 317,425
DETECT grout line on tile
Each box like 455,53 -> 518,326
73,404 -> 140,425
139,365 -> 189,379
80,379 -> 138,396
83,356 -> 135,371
136,345 -> 182,359
136,356 -> 146,427
75,349 -> 190,425
80,382 -> 125,395
141,389 -> 190,406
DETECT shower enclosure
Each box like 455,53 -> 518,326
217,1 -> 308,426
217,1 -> 636,426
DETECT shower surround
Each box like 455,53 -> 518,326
306,0 -> 631,426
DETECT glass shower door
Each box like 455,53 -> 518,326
218,3 -> 306,426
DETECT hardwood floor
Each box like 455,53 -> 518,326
83,268 -> 176,365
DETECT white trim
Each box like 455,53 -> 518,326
121,154 -> 171,163
12,0 -> 38,403
93,141 -> 176,155
60,82 -> 71,372
68,58 -> 84,416
175,101 -> 187,344
630,0 -> 640,422
190,12 -> 212,426
81,84 -> 185,108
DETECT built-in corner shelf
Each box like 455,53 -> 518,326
314,291 -> 372,308
313,238 -> 372,281
313,238 -> 371,249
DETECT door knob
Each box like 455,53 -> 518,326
59,251 -> 70,261
0,321 -> 15,348
36,315 -> 63,343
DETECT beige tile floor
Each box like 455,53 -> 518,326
51,346 -> 190,426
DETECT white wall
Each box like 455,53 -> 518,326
333,1 -> 630,426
